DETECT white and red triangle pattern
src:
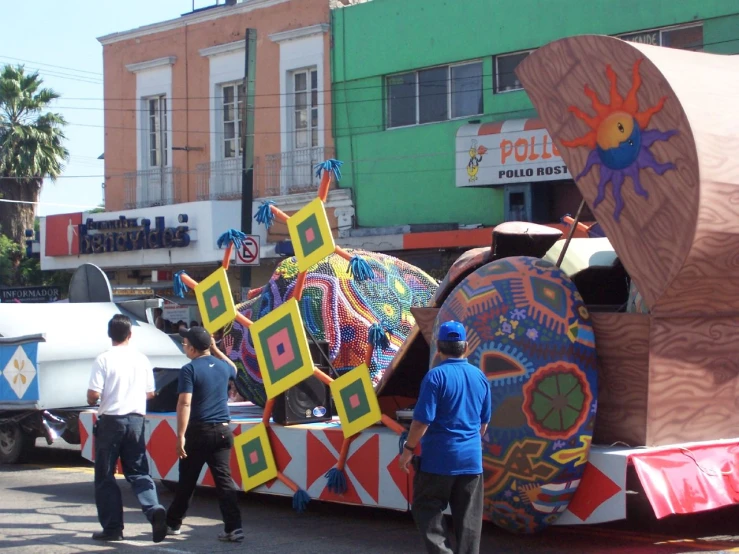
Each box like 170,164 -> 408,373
78,411 -> 626,524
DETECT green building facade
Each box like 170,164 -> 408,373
331,0 -> 739,229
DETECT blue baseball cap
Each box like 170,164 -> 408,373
437,321 -> 466,342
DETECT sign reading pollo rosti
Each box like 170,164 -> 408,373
456,118 -> 571,187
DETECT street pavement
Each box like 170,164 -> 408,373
1,444 -> 739,553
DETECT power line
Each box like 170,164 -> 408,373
0,198 -> 101,209
0,140 -> 573,182
26,36 -> 739,103
0,55 -> 103,77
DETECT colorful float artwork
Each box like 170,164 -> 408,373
432,256 -> 598,533
224,251 -> 438,407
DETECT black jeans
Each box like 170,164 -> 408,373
94,414 -> 162,533
166,423 -> 241,532
411,469 -> 484,554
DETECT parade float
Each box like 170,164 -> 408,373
42,33 -> 739,532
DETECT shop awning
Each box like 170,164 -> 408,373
455,118 -> 571,187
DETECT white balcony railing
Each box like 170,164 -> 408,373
124,167 -> 180,209
264,146 -> 335,197
196,157 -> 244,201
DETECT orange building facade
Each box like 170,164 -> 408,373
40,1 -> 361,312
100,0 -> 340,212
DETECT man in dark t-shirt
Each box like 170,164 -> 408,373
165,326 -> 244,542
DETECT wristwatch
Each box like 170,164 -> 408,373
403,441 -> 416,453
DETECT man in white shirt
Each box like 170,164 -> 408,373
87,314 -> 167,543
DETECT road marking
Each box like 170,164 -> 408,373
47,466 -> 94,474
121,541 -> 192,553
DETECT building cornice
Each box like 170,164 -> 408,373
98,0 -> 291,46
199,40 -> 245,58
269,23 -> 330,43
125,56 -> 176,73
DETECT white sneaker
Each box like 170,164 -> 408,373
167,526 -> 181,536
217,528 -> 244,542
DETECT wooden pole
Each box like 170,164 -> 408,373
556,199 -> 586,268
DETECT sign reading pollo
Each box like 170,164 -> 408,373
456,119 -> 571,187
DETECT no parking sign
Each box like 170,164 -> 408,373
234,235 -> 261,266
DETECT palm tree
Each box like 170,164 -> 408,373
0,65 -> 68,243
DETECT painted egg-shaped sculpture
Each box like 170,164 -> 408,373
431,256 -> 598,534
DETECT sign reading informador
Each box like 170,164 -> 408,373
456,119 -> 571,187
0,286 -> 61,304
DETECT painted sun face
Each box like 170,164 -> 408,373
596,112 -> 641,170
562,59 -> 678,222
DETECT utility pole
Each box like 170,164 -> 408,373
240,28 -> 257,299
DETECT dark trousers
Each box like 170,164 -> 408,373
94,414 -> 162,533
412,470 -> 484,554
166,423 -> 242,532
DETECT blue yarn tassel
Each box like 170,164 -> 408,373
217,228 -> 247,249
292,489 -> 311,513
347,255 -> 374,282
368,323 -> 390,350
398,431 -> 409,455
254,201 -> 277,229
173,270 -> 189,299
314,159 -> 343,182
324,467 -> 347,494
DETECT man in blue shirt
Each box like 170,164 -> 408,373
399,321 -> 491,554
165,326 -> 244,542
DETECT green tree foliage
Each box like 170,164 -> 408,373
0,64 -> 68,243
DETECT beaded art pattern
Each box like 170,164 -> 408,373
224,250 -> 438,406
431,256 -> 598,533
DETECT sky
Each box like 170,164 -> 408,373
3,0 -> 220,217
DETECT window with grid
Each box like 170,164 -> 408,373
221,83 -> 244,159
386,61 -> 482,128
292,68 -> 318,149
146,95 -> 167,167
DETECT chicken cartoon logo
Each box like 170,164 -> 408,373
467,140 -> 488,182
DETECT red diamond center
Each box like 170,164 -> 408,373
349,393 -> 360,409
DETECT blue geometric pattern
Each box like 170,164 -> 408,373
0,343 -> 40,402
